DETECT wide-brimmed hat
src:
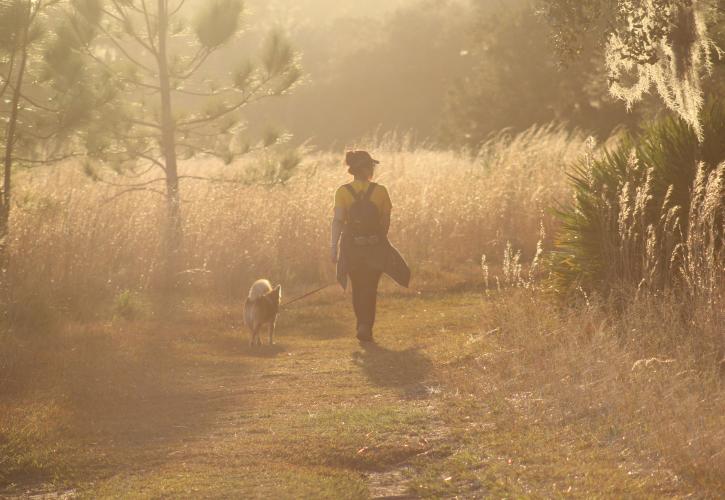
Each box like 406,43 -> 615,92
345,150 -> 380,169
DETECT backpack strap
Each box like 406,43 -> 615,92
363,182 -> 377,201
345,183 -> 377,201
345,184 -> 361,201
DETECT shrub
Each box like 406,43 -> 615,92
551,101 -> 725,301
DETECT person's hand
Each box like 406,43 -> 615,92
330,245 -> 338,264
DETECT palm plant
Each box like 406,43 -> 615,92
551,100 -> 725,297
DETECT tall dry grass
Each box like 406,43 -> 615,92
466,287 -> 724,494
8,126 -> 584,316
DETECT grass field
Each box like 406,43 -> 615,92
6,127 -> 581,314
1,288 -> 721,498
2,128 -> 723,498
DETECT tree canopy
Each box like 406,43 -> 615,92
540,0 -> 722,137
441,0 -> 634,149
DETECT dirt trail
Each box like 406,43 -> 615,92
2,292 -> 692,498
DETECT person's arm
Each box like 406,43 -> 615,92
331,187 -> 346,263
380,186 -> 392,236
380,210 -> 391,236
331,208 -> 345,263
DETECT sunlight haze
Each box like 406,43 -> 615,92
0,0 -> 723,497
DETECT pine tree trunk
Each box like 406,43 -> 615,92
0,16 -> 30,302
157,0 -> 181,288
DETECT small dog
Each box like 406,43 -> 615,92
244,279 -> 282,347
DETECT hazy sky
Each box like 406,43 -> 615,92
180,0 -> 473,146
251,0 -> 421,23
181,0 -> 425,39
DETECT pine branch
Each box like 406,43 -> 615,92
178,76 -> 273,128
128,117 -> 162,129
118,161 -> 157,178
172,46 -> 212,81
73,33 -> 161,91
173,86 -> 237,97
140,0 -> 158,53
119,2 -> 147,16
169,0 -> 187,18
92,19 -> 157,74
0,52 -> 16,100
8,84 -> 61,113
136,152 -> 166,170
104,142 -> 164,167
101,6 -> 126,24
97,176 -> 167,188
97,140 -> 164,171
102,186 -> 165,205
14,152 -> 83,165
107,1 -> 158,57
122,75 -> 161,92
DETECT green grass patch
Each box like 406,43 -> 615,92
281,405 -> 434,472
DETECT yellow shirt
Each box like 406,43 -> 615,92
334,181 -> 392,221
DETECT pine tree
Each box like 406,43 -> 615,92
68,0 -> 301,285
0,0 -> 103,272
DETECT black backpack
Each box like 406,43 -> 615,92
345,183 -> 381,238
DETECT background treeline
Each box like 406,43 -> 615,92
240,0 -> 725,148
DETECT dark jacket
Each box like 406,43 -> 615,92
336,234 -> 411,290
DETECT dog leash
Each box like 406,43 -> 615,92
281,283 -> 336,308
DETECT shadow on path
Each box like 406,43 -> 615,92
0,321 -> 255,491
351,342 -> 433,398
242,343 -> 287,358
199,330 -> 287,358
279,310 -> 349,340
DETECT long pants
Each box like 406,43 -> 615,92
348,266 -> 383,330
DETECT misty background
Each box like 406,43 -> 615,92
183,0 -> 716,151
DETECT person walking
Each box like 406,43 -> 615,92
330,150 -> 410,342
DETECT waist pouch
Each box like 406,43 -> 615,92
353,235 -> 381,246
